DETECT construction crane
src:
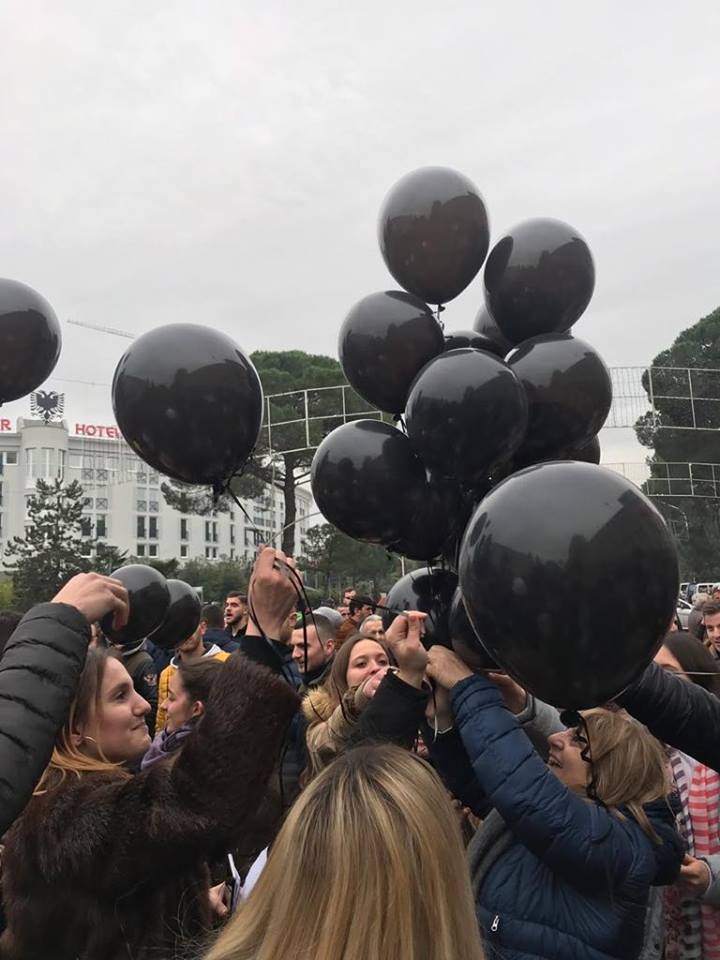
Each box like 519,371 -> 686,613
67,319 -> 135,339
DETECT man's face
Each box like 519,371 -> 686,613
224,596 -> 246,627
706,612 -> 720,650
343,590 -> 356,607
352,603 -> 373,623
712,590 -> 720,603
291,626 -> 332,673
178,626 -> 203,655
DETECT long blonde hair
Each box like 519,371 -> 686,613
34,647 -> 130,794
205,745 -> 484,960
581,709 -> 671,841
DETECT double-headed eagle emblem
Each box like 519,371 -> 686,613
30,390 -> 65,423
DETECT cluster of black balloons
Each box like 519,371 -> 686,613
313,166 -> 679,707
100,565 -> 201,651
0,278 -> 62,405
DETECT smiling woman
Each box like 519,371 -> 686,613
0,644 -> 299,960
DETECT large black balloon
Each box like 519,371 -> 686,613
112,323 -> 263,485
0,278 -> 61,404
443,329 -> 500,354
459,462 -> 679,708
507,334 -> 612,466
311,419 -> 426,544
449,588 -> 497,669
147,579 -> 202,652
339,291 -> 443,414
100,565 -> 170,647
484,218 -> 595,344
382,568 -> 458,647
378,166 -> 490,305
406,348 -> 528,486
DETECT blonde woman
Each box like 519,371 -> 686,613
204,744 -> 484,960
302,614 -> 429,778
426,646 -> 684,960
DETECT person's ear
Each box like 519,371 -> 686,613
190,701 -> 204,720
326,638 -> 335,656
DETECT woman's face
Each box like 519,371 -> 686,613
162,670 -> 202,733
654,645 -> 689,680
81,658 -> 151,763
362,618 -> 385,641
346,639 -> 390,689
547,727 -> 590,793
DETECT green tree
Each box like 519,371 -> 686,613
634,305 -> 720,577
93,542 -> 130,575
4,479 -> 89,609
299,523 -> 408,598
176,557 -> 253,603
161,351 -> 372,556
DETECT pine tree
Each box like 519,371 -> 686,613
5,478 -> 92,609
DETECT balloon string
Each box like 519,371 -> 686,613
436,304 -> 445,330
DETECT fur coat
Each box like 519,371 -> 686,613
0,653 -> 299,960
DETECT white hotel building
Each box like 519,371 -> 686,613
0,415 -> 314,566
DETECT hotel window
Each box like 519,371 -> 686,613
80,517 -> 92,537
137,516 -> 146,538
148,544 -> 158,557
25,448 -> 36,482
136,499 -> 147,512
96,497 -> 108,510
136,543 -> 146,557
81,467 -> 94,481
96,516 -> 107,538
180,518 -> 189,540
5,451 -> 17,465
148,517 -> 158,539
180,544 -> 188,558
41,448 -> 54,478
57,450 -> 65,478
149,500 -> 159,513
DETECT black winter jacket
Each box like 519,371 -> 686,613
618,661 -> 720,772
0,602 -> 90,837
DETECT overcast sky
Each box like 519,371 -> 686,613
1,0 -> 719,465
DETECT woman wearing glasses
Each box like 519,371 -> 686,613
426,645 -> 684,960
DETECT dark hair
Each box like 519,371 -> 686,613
663,630 -> 720,696
177,658 -> 224,706
0,610 -> 23,657
201,603 -> 224,630
327,633 -> 394,705
225,590 -> 248,603
703,601 -> 720,619
349,596 -> 375,616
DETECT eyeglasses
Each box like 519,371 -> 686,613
559,709 -> 602,805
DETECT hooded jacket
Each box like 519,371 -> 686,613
431,675 -> 684,960
155,642 -> 230,732
0,602 -> 89,836
0,649 -> 299,960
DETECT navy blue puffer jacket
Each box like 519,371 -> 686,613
438,675 -> 684,960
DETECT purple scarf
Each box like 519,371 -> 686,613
140,722 -> 194,770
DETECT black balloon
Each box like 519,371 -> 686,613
382,568 -> 458,647
100,564 -> 170,647
389,475 -> 464,562
507,334 -> 612,465
339,291 -> 443,414
484,218 -> 595,344
147,579 -> 202,651
449,588 -> 497,669
0,278 -> 61,404
459,462 -> 679,708
570,434 -> 601,464
112,323 -> 263,486
443,329 -> 499,354
378,166 -> 490,305
311,419 -> 426,544
406,348 -> 528,485
472,306 -> 512,357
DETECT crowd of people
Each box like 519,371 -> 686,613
2,562 -> 720,959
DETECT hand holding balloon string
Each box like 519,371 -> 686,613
52,573 -> 130,632
384,611 -> 428,688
